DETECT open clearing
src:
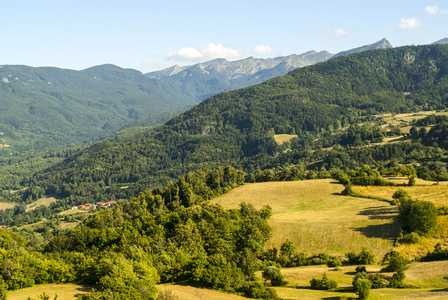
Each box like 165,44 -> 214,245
272,261 -> 448,299
26,197 -> 58,212
273,134 -> 298,145
211,179 -> 399,259
353,183 -> 448,207
7,284 -> 90,300
157,284 -> 251,300
0,201 -> 16,210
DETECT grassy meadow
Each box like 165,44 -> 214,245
274,261 -> 448,299
211,179 -> 399,259
353,182 -> 448,259
273,134 -> 298,145
157,284 -> 251,300
7,284 -> 90,300
26,197 -> 58,212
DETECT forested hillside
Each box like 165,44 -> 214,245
5,44 -> 448,215
0,64 -> 196,152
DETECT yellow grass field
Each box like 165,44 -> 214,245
353,182 -> 448,259
211,179 -> 399,259
157,284 -> 251,300
272,261 -> 448,299
353,183 -> 448,206
0,202 -> 16,210
273,134 -> 298,145
26,197 -> 58,212
7,284 -> 90,300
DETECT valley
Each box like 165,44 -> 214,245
1,43 -> 448,299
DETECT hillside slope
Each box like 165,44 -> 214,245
16,44 -> 448,207
0,64 -> 195,152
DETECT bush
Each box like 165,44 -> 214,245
243,281 -> 279,300
327,257 -> 342,268
385,251 -> 409,273
354,278 -> 372,300
355,266 -> 366,273
389,271 -> 406,288
310,273 -> 338,290
262,266 -> 286,286
346,248 -> 375,265
397,232 -> 421,244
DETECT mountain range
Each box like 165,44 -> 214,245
0,38 -> 395,154
146,39 -> 393,102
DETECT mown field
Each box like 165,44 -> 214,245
273,261 -> 448,299
211,179 -> 398,259
353,181 -> 448,259
7,284 -> 90,300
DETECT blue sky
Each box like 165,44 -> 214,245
0,0 -> 447,73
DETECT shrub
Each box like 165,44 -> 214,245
355,266 -> 366,273
327,257 -> 342,268
310,273 -> 338,290
346,248 -> 375,265
243,281 -> 280,300
262,266 -> 286,286
385,251 -> 409,273
367,273 -> 387,289
397,232 -> 421,244
389,271 -> 406,288
354,278 -> 372,300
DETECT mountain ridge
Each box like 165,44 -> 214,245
145,39 -> 393,102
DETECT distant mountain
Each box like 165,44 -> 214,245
147,39 -> 392,102
146,51 -> 334,101
332,38 -> 393,58
432,38 -> 448,45
0,64 -> 195,152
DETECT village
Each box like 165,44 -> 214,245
72,200 -> 117,211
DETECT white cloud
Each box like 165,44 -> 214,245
398,18 -> 422,29
142,61 -> 156,65
166,44 -> 242,61
425,5 -> 439,14
425,5 -> 448,15
252,45 -> 273,56
318,29 -> 349,37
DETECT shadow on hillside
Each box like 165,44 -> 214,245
430,287 -> 448,292
352,206 -> 399,239
357,206 -> 398,220
352,222 -> 399,239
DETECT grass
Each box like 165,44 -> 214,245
7,284 -> 90,300
156,284 -> 251,300
270,262 -> 448,299
211,179 -> 399,259
26,197 -> 58,212
352,182 -> 448,259
0,202 -> 16,211
353,182 -> 448,207
273,134 -> 297,145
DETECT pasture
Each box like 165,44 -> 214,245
7,284 -> 90,300
211,179 -> 399,259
